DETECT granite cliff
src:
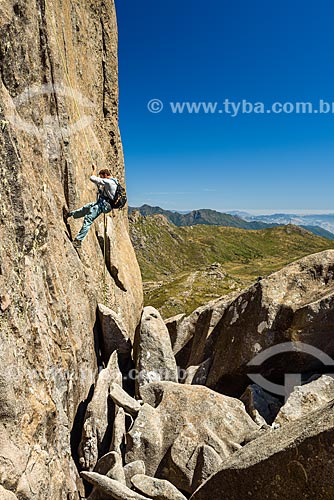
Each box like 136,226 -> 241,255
0,1 -> 142,498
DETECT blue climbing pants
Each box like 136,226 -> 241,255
71,200 -> 110,241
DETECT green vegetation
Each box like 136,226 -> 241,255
129,205 -> 273,229
129,212 -> 334,318
128,205 -> 334,240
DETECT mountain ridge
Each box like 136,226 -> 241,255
129,204 -> 334,240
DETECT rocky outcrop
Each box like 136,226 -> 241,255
126,381 -> 258,493
97,217 -> 143,339
98,303 -> 132,359
0,1 -> 142,498
78,351 -> 122,471
207,250 -> 334,395
109,382 -> 142,414
134,307 -> 178,396
165,294 -> 238,370
190,400 -> 334,500
241,384 -> 281,426
124,461 -> 146,489
81,472 -> 150,500
2,10 -> 334,496
87,452 -> 126,500
131,474 -> 188,500
274,375 -> 334,426
110,407 -> 126,454
168,250 -> 334,396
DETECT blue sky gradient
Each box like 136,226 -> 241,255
115,0 -> 334,212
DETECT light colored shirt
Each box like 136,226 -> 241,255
90,175 -> 117,200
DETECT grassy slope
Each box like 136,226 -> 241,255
129,214 -> 334,318
129,205 -> 272,229
129,205 -> 334,239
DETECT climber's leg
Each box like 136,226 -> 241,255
74,202 -> 103,243
69,202 -> 96,220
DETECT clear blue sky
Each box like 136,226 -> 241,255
115,0 -> 334,213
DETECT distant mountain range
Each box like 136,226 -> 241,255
228,211 -> 334,235
128,205 -> 334,240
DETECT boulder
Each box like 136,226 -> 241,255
190,400 -> 334,500
131,474 -> 187,500
191,445 -> 223,492
0,485 -> 18,500
78,352 -> 122,471
87,452 -> 126,500
94,451 -> 125,482
109,383 -> 141,415
240,384 -> 282,426
165,295 -> 238,369
110,407 -> 126,453
275,374 -> 334,426
98,304 -> 132,358
182,359 -> 212,386
126,381 -> 258,493
123,461 -> 146,489
204,250 -> 334,395
81,472 -> 150,500
164,313 -> 186,352
134,307 -> 178,396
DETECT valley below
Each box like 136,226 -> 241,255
129,211 -> 334,317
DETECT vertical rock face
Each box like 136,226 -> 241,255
0,1 -> 142,499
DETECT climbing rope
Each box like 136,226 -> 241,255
44,0 -> 109,304
103,213 -> 108,304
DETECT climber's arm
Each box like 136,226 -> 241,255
90,164 -> 105,186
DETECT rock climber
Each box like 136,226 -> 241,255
66,164 -> 117,248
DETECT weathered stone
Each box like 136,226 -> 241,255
0,293 -> 11,312
182,365 -> 199,385
204,250 -> 334,395
190,400 -> 334,500
0,485 -> 18,500
109,382 -> 141,414
88,452 -> 126,500
191,445 -> 223,492
110,407 -> 126,453
104,451 -> 125,484
240,384 -> 282,426
126,381 -> 258,493
275,375 -> 334,426
78,352 -> 122,470
98,303 -> 132,358
94,451 -> 123,476
81,472 -> 150,500
123,461 -> 146,489
182,359 -> 212,386
134,307 -> 178,396
131,473 -> 187,500
164,313 -> 187,353
0,0 -> 142,498
96,216 -> 144,341
165,294 -> 238,369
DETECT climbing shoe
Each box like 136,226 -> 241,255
63,207 -> 73,222
73,239 -> 82,249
